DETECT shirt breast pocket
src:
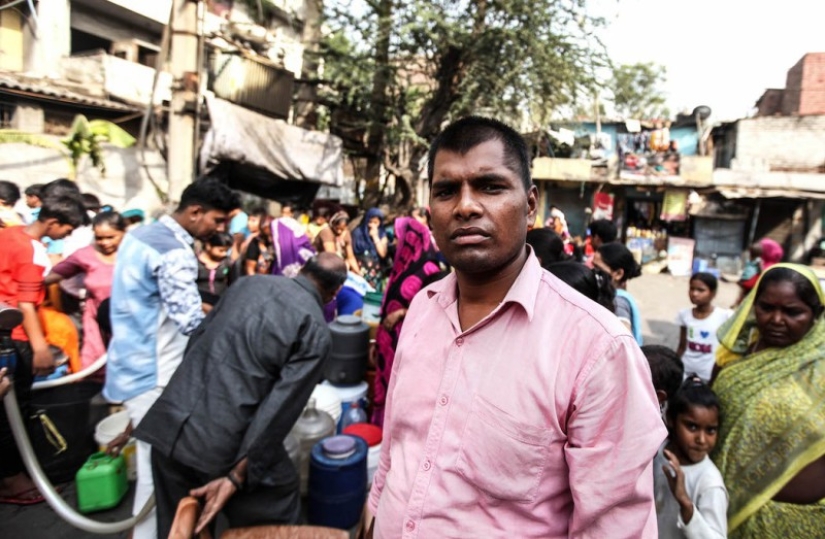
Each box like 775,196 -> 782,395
456,395 -> 552,503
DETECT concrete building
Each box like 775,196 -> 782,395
0,0 -> 341,211
708,53 -> 825,265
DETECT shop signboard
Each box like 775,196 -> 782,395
660,189 -> 688,221
592,192 -> 614,221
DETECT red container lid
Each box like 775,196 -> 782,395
343,423 -> 383,446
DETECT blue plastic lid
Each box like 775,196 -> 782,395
322,435 -> 357,458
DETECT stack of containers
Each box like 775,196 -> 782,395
324,314 -> 371,431
290,398 -> 336,495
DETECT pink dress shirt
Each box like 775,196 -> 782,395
368,251 -> 667,538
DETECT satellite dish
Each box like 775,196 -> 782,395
692,106 -> 712,120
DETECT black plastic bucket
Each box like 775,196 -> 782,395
28,381 -> 108,484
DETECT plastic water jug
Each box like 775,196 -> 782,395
290,398 -> 336,495
340,401 -> 368,431
321,380 -> 369,433
308,435 -> 368,530
75,452 -> 128,513
283,432 -> 301,475
326,315 -> 369,385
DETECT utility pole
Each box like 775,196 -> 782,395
167,0 -> 200,204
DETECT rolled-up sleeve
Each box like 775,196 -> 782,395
565,336 -> 667,538
157,248 -> 203,335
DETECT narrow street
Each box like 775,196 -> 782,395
631,271 -> 739,348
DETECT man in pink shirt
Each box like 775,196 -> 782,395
366,117 -> 667,538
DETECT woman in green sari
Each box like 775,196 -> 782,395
712,263 -> 825,537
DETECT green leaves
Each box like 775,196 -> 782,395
60,115 -> 136,177
318,0 -> 609,206
0,114 -> 135,179
610,62 -> 669,120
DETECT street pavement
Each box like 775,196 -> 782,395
630,271 -> 739,348
0,271 -> 739,538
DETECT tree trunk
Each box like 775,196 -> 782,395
362,0 -> 394,208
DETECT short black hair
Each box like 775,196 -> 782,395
547,261 -> 616,312
427,116 -> 533,191
641,345 -> 684,401
41,178 -> 81,198
25,184 -> 44,198
248,206 -> 269,220
177,177 -> 241,214
666,376 -> 720,426
0,180 -> 21,205
300,255 -> 347,296
589,219 -> 617,243
38,195 -> 87,228
527,228 -> 567,268
756,266 -> 825,318
205,232 -> 233,248
92,211 -> 127,231
81,193 -> 101,212
597,242 -> 641,283
690,272 -> 718,292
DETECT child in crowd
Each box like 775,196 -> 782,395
24,184 -> 43,224
641,344 -> 684,415
0,180 -> 23,227
593,242 -> 644,344
545,261 -> 616,313
654,376 -> 728,538
197,232 -> 233,306
676,273 -> 732,382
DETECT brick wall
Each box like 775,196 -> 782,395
799,53 -> 825,115
781,56 -> 805,115
755,89 -> 784,116
734,115 -> 825,172
780,53 -> 825,115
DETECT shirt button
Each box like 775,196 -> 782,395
439,395 -> 448,406
456,337 -> 464,346
406,520 -> 416,531
423,459 -> 431,471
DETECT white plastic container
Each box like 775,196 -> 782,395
308,383 -> 343,424
94,410 -> 136,481
367,442 -> 382,486
321,380 -> 369,432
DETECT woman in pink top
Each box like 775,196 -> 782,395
46,211 -> 126,371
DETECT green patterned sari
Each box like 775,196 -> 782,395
712,263 -> 825,537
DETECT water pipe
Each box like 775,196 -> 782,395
4,385 -> 155,534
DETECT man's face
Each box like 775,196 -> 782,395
429,139 -> 537,275
186,206 -> 228,241
45,220 -> 74,240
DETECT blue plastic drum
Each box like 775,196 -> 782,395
307,434 -> 368,529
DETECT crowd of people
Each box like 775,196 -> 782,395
0,116 -> 823,539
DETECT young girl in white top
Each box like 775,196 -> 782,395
676,272 -> 731,382
654,376 -> 728,539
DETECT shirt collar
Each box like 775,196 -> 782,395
426,245 -> 542,322
294,275 -> 324,308
160,214 -> 194,246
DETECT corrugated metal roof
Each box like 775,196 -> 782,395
0,74 -> 139,112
